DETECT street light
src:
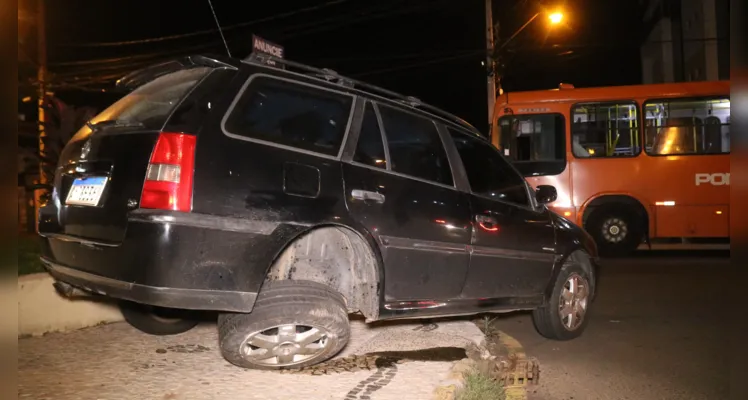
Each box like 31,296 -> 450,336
499,9 -> 565,51
549,11 -> 564,25
485,5 -> 566,142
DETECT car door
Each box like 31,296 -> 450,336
446,129 -> 557,300
342,101 -> 472,302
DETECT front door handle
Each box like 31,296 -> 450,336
351,189 -> 385,204
476,214 -> 499,232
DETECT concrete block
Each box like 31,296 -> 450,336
18,273 -> 123,337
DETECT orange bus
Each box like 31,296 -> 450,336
492,81 -> 730,256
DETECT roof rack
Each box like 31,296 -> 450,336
244,53 -> 481,136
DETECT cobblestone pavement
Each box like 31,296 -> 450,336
19,318 -> 484,400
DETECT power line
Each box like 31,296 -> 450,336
58,0 -> 350,47
18,46 -> 40,68
50,48 -> 484,89
278,0 -> 448,41
48,2 -> 403,74
51,53 -> 167,67
45,0 -> 473,88
504,36 -> 731,54
50,43 -> 227,80
53,60 -> 164,79
49,3 -> 454,80
351,51 -> 483,78
43,48 -> 484,90
50,0 -> 448,72
51,41 -> 225,68
49,4 -> 386,69
307,48 -> 485,65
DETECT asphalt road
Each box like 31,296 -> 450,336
492,250 -> 730,400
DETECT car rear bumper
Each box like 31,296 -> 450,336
42,257 -> 257,312
39,209 -> 296,313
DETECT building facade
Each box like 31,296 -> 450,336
640,0 -> 729,83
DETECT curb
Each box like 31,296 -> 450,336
432,357 -> 475,400
18,273 -> 123,337
497,331 -> 530,400
432,330 -> 529,400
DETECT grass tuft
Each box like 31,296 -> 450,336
456,363 -> 506,400
480,315 -> 499,337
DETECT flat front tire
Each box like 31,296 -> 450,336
532,259 -> 593,341
218,280 -> 350,370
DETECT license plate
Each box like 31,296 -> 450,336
66,176 -> 108,207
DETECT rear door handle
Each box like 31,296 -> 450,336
351,189 -> 385,204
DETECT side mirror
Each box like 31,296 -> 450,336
535,185 -> 557,205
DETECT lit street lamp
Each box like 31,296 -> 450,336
549,12 -> 564,25
484,6 -> 565,140
499,10 -> 564,52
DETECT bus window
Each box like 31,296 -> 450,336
644,97 -> 730,155
571,101 -> 640,158
497,113 -> 565,176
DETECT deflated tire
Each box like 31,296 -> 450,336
218,280 -> 350,370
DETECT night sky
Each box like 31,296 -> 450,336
34,0 -> 646,132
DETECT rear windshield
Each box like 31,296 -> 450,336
88,66 -> 212,129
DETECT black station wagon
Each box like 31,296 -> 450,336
39,54 -> 599,370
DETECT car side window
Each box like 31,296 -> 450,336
353,102 -> 387,169
223,77 -> 353,156
449,129 -> 531,207
378,105 -> 454,186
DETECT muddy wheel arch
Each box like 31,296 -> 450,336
265,225 -> 382,321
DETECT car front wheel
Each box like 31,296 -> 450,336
532,258 -> 593,340
218,280 -> 350,370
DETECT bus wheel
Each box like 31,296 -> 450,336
586,205 -> 643,257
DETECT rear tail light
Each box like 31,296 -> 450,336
140,132 -> 196,212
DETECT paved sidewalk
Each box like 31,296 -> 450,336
19,318 -> 484,400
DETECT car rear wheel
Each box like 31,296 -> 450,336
532,260 -> 592,341
218,280 -> 350,370
586,205 -> 643,257
119,301 -> 199,335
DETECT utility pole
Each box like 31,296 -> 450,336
35,0 -> 47,230
485,0 -> 497,140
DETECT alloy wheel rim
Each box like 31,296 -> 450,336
558,273 -> 589,331
240,324 -> 331,367
601,217 -> 628,243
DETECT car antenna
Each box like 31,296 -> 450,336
207,0 -> 232,57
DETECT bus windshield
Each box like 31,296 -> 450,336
498,113 -> 565,176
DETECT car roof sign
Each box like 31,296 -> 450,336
246,35 -> 285,68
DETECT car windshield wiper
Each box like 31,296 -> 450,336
86,119 -> 145,131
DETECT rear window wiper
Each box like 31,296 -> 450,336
86,119 -> 145,131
